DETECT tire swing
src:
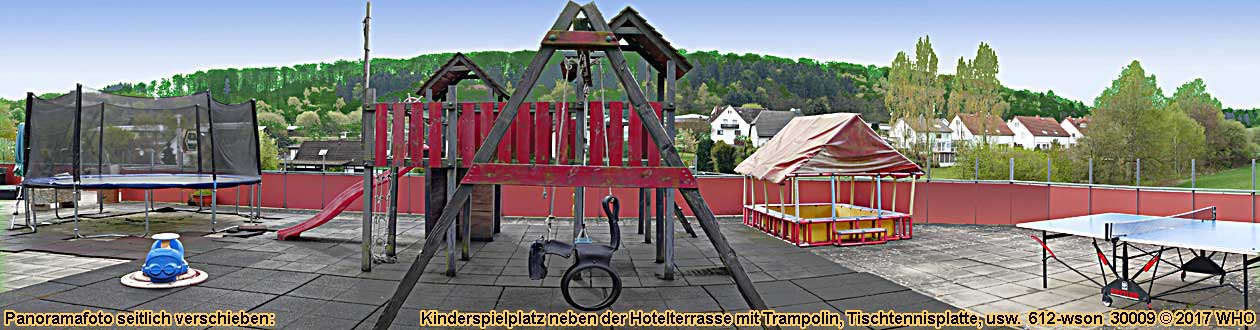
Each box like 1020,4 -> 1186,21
527,52 -> 622,311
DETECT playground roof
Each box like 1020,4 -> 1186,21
415,53 -> 511,102
609,7 -> 691,79
735,113 -> 922,183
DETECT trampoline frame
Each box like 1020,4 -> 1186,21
10,182 -> 265,238
13,85 -> 264,238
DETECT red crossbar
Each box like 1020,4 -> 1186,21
461,164 -> 699,188
1030,235 -> 1057,258
1141,256 -> 1159,272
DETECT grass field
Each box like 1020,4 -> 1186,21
1176,166 -> 1258,190
925,166 -> 967,180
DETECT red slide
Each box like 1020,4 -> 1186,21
276,167 -> 415,240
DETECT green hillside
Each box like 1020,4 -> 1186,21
0,50 -> 1089,139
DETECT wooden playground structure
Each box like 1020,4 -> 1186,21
352,2 -> 769,328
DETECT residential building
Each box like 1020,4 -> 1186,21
1008,116 -> 1072,149
674,114 -> 710,136
949,113 -> 1015,147
1060,116 -> 1089,144
709,105 -> 760,144
890,116 -> 955,166
708,105 -> 797,145
748,110 -> 798,147
287,139 -> 363,172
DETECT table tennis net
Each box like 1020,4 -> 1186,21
1105,207 -> 1216,239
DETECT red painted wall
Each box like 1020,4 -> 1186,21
0,164 -> 21,185
115,172 -> 1260,224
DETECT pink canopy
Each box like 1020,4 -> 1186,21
735,113 -> 922,183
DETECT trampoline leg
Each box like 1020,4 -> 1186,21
210,187 -> 218,232
26,191 -> 36,233
142,190 -> 151,237
73,188 -> 81,238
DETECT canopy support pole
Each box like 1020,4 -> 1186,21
909,176 -> 917,216
829,176 -> 836,220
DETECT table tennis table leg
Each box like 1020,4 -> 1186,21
1041,231 -> 1048,289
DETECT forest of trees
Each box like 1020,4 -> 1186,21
0,49 -> 1093,144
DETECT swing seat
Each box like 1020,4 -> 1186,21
542,240 -> 574,258
574,242 -> 616,265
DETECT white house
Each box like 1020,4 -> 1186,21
891,116 -> 955,166
709,105 -> 761,145
748,110 -> 799,147
949,113 -> 1015,147
1008,116 -> 1072,149
1060,116 -> 1089,144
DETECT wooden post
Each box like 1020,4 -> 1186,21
660,60 -> 677,280
360,1 -> 373,273
574,63 -> 587,241
445,89 -> 459,275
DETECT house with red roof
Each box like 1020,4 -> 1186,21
1007,116 -> 1072,149
1060,116 -> 1090,144
948,113 -> 1015,147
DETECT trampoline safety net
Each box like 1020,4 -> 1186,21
23,86 -> 261,189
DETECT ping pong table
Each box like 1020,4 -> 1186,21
1017,207 -> 1259,309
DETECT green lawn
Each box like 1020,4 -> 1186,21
925,166 -> 967,180
1176,166 -> 1258,190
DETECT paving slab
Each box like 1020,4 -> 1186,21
3,207 -> 961,329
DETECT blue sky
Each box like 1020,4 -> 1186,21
2,1 -> 1258,107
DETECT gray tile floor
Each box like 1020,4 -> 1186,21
2,201 -> 955,329
0,251 -> 128,292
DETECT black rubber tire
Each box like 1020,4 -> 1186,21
561,263 -> 622,311
1102,295 -> 1112,307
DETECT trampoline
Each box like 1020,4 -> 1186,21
14,84 -> 263,238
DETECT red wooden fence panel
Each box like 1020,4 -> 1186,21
565,104 -> 576,164
427,102 -> 442,168
647,102 -> 663,166
408,102 -> 424,168
495,103 -> 511,163
514,103 -> 533,164
628,104 -> 643,166
478,102 -> 493,150
458,103 -> 476,167
391,103 -> 406,167
589,101 -> 605,166
374,103 -> 389,167
535,103 -> 551,164
608,102 -> 624,166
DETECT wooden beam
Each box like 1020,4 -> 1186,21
462,164 -> 699,188
542,30 -> 619,49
